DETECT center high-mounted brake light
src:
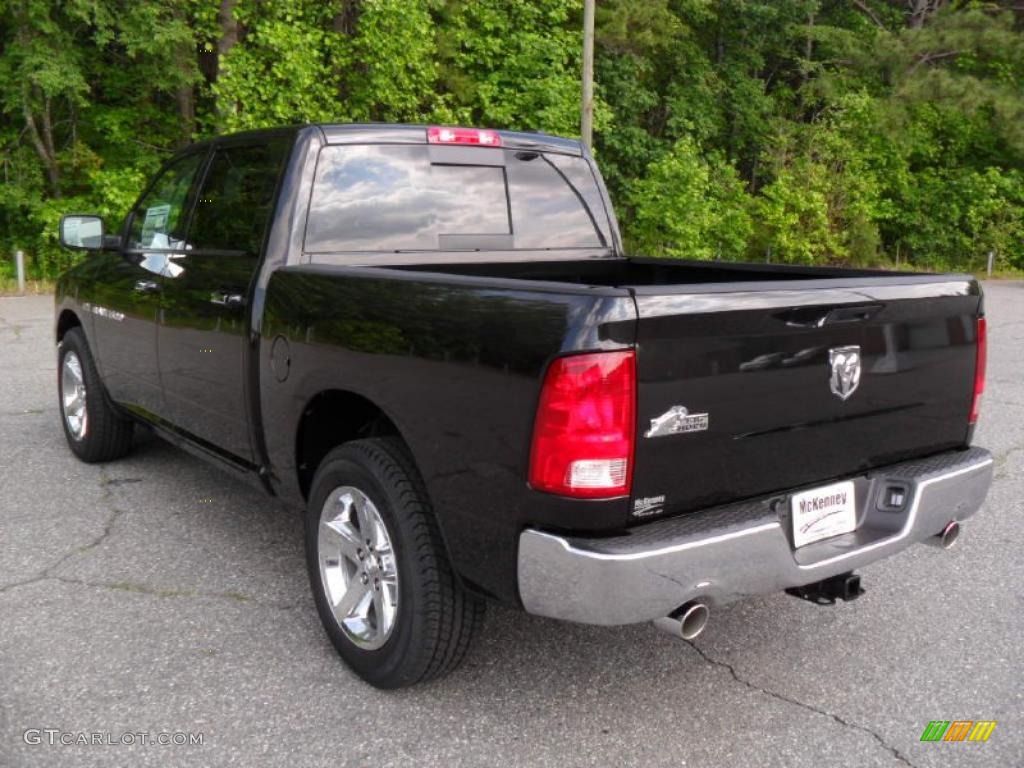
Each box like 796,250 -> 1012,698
969,316 -> 987,424
427,126 -> 502,147
528,350 -> 636,499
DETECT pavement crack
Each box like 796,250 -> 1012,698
687,642 -> 917,768
994,443 -> 1024,480
100,476 -> 143,487
49,576 -> 295,609
0,467 -> 296,611
0,315 -> 24,339
0,408 -> 47,416
0,469 -> 126,593
0,574 -> 52,595
1,575 -> 296,610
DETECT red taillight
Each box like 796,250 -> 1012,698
528,351 -> 636,499
427,126 -> 502,147
969,316 -> 987,424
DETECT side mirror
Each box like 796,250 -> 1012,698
59,215 -> 106,250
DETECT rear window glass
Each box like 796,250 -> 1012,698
305,144 -> 607,253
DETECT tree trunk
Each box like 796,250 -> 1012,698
23,96 -> 60,197
218,0 -> 239,68
333,0 -> 359,35
216,0 -> 239,123
803,11 -> 815,87
332,1 -> 361,106
908,0 -> 946,29
909,0 -> 926,28
176,83 -> 195,143
172,5 -> 196,144
41,96 -> 57,162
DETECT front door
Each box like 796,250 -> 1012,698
156,138 -> 290,462
91,151 -> 206,419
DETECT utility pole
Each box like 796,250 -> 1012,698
580,0 -> 595,150
15,250 -> 25,294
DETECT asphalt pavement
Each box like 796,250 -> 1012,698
1,284 -> 1021,768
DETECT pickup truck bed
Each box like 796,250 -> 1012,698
396,252 -> 890,284
55,123 -> 992,688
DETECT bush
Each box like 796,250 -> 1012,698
629,137 -> 752,261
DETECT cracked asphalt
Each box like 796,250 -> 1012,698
2,284 -> 1022,768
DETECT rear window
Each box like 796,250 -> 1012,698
305,144 -> 609,253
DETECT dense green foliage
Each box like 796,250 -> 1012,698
2,0 -> 1022,279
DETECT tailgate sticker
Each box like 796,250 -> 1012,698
644,405 -> 709,438
633,495 -> 666,517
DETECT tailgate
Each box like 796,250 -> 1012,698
629,276 -> 981,520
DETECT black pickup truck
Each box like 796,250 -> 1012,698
55,124 -> 993,688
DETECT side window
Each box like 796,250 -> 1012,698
127,153 -> 204,250
189,140 -> 289,255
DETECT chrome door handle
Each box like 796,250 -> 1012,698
210,290 -> 246,308
133,279 -> 161,294
775,303 -> 881,328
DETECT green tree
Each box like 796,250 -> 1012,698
629,137 -> 752,260
2,0 -> 1023,279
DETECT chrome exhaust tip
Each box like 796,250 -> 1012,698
653,601 -> 710,641
927,520 -> 960,550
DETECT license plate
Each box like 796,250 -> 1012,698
791,480 -> 857,548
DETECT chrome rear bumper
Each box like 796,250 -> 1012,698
517,447 -> 993,625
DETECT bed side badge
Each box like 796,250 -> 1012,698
644,405 -> 709,438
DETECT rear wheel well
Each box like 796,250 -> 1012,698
57,310 -> 81,343
296,390 -> 400,499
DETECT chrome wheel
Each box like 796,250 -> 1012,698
61,351 -> 88,441
317,486 -> 398,650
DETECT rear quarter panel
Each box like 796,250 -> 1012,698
260,265 -> 636,602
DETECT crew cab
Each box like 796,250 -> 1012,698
55,124 -> 992,688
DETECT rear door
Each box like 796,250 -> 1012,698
629,278 -> 981,520
91,151 -> 206,419
155,138 -> 290,461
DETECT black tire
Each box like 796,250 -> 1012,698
58,327 -> 134,462
305,437 -> 484,688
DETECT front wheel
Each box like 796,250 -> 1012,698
305,437 -> 484,688
58,328 -> 134,462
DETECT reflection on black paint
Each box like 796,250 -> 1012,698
631,286 -> 979,517
264,272 -> 568,369
154,138 -> 291,462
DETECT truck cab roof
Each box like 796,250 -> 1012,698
181,123 -> 585,157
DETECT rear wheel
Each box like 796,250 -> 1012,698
58,328 -> 134,462
305,437 -> 484,688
